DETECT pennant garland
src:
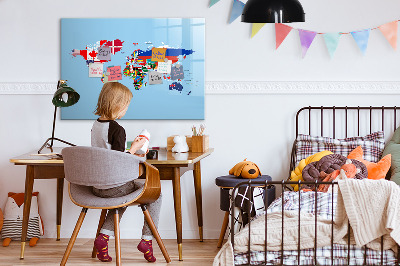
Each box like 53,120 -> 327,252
209,3 -> 400,58
209,0 -> 220,7
275,23 -> 293,49
378,21 -> 398,50
298,30 -> 317,58
251,23 -> 266,38
323,33 -> 341,58
229,0 -> 245,24
351,29 -> 370,55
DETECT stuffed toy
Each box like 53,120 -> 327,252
229,159 -> 261,179
172,135 -> 189,153
301,154 -> 368,191
317,160 -> 360,193
348,146 -> 391,180
289,150 -> 333,191
1,192 -> 44,247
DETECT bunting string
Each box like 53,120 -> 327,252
209,0 -> 399,58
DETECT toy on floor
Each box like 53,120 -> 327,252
229,159 -> 261,179
1,192 -> 44,247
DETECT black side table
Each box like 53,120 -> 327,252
215,175 -> 275,248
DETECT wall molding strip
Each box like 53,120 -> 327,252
1,81 -> 400,95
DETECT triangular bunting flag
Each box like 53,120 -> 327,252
378,21 -> 398,50
298,29 -> 317,58
323,33 -> 341,58
351,29 -> 370,55
209,0 -> 220,7
229,0 -> 245,24
251,23 -> 266,38
275,23 -> 293,49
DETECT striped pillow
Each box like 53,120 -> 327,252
1,217 -> 41,240
294,131 -> 385,167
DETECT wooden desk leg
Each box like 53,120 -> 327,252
20,165 -> 35,259
193,161 -> 204,242
56,178 -> 64,241
172,167 -> 183,261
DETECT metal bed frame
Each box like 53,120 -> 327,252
230,106 -> 400,266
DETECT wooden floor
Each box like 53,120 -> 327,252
0,239 -> 221,265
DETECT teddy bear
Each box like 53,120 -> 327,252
229,159 -> 261,179
1,192 -> 44,247
172,135 -> 189,153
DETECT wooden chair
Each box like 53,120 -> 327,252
60,146 -> 171,265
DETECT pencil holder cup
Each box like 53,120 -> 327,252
191,135 -> 209,153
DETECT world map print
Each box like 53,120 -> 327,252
71,39 -> 195,93
61,18 -> 204,120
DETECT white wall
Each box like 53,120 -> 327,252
1,0 -> 400,240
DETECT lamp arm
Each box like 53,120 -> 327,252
50,105 -> 57,148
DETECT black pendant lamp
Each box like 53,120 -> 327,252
242,0 -> 305,23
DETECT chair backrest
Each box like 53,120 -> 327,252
62,146 -> 145,187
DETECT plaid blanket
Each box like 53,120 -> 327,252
234,191 -> 397,265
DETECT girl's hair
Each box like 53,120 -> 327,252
94,82 -> 133,120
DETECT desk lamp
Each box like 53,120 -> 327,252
241,0 -> 305,23
38,80 -> 80,154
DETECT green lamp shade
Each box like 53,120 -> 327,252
52,85 -> 80,107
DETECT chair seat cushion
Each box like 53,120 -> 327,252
69,180 -> 145,208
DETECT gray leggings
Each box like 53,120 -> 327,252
92,180 -> 162,240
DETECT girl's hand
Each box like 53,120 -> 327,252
129,137 -> 147,155
134,148 -> 149,157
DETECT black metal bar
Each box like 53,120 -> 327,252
363,245 -> 367,266
357,106 -> 360,136
370,106 -> 373,134
333,106 -> 336,138
309,106 -> 311,135
281,181 -> 285,266
345,106 -> 348,138
347,220 -> 351,265
397,243 -> 400,266
298,180 -> 301,266
247,181 -> 252,264
381,236 -> 384,265
321,106 -> 324,136
230,186 -> 235,251
331,182 -> 334,266
314,180 -> 318,266
264,180 -> 268,266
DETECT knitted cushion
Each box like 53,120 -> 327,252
295,131 -> 385,167
302,154 -> 368,190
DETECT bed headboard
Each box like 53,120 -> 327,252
290,106 -> 400,179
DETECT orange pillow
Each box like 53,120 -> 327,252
347,146 -> 391,180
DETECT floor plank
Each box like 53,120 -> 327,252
0,239 -> 221,265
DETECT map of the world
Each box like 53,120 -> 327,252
61,18 -> 205,120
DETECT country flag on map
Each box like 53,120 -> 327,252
102,39 -> 124,54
